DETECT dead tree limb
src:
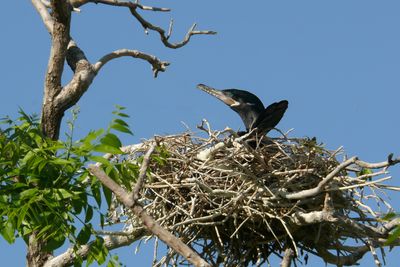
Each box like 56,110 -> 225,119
43,228 -> 145,267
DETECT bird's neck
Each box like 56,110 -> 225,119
234,107 -> 260,131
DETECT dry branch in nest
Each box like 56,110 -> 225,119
109,123 -> 400,267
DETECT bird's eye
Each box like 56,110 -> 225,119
246,102 -> 255,106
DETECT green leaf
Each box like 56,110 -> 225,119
107,255 -> 121,267
52,158 -> 73,165
72,199 -> 83,215
112,119 -> 129,127
77,224 -> 92,245
19,188 -> 38,200
85,206 -> 93,223
92,185 -> 102,208
93,144 -> 123,155
100,133 -> 122,149
81,129 -> 104,145
112,111 -> 129,118
382,212 -> 397,221
114,105 -> 126,111
386,226 -> 400,245
44,232 -> 66,251
359,168 -> 373,176
110,124 -> 133,135
100,214 -> 105,228
86,237 -> 107,266
92,237 -> 107,265
102,186 -> 112,208
21,151 -> 35,165
89,156 -> 111,167
17,204 -> 30,229
54,189 -> 75,200
1,221 -> 15,244
38,160 -> 48,173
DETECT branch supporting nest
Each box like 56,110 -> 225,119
88,144 -> 211,267
109,127 -> 400,266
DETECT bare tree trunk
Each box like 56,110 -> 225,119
41,105 -> 64,140
26,235 -> 52,267
39,0 -> 71,140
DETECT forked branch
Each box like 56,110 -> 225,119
130,7 -> 217,49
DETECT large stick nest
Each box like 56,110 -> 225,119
112,125 -> 398,266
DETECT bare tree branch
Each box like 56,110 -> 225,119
316,246 -> 368,266
32,0 -> 53,32
88,146 -> 211,267
130,7 -> 217,49
355,154 -> 400,169
379,218 -> 400,234
280,247 -> 294,267
70,0 -> 171,11
280,155 -> 400,200
280,157 -> 358,200
43,228 -> 145,267
290,210 -> 337,225
93,49 -> 170,77
131,143 -> 156,201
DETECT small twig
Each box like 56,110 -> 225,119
167,19 -> 174,39
153,237 -> 159,266
332,176 -> 391,191
131,143 -> 156,201
230,217 -> 250,238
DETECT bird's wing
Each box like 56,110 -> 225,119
252,100 -> 288,134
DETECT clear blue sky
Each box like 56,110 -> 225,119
1,1 -> 400,266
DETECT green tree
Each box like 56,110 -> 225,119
1,1 -> 214,266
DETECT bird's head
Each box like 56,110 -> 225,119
197,84 -> 264,110
197,84 -> 240,107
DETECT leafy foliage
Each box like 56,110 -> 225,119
0,107 -> 135,266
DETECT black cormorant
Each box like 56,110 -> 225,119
197,84 -> 288,136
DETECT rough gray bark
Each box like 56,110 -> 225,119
40,0 -> 71,140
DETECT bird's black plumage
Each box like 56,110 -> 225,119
197,84 -> 288,135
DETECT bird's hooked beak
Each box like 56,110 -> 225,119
197,84 -> 240,107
